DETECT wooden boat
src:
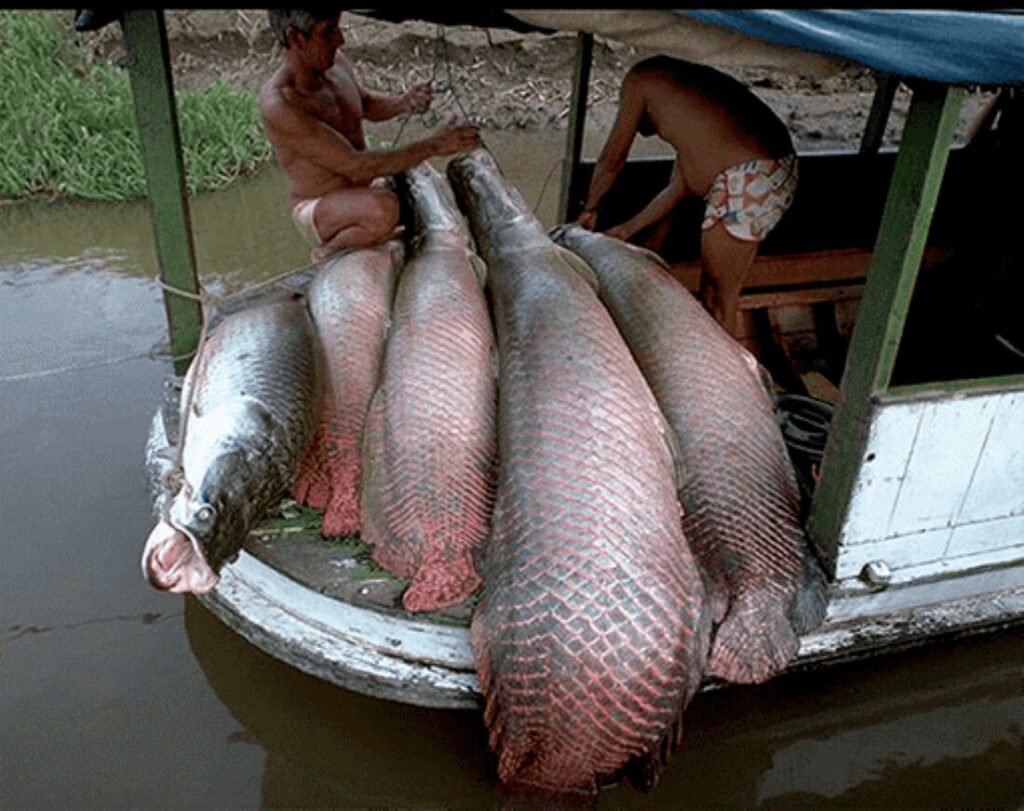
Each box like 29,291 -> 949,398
129,10 -> 1024,709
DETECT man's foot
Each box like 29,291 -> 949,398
309,225 -> 406,264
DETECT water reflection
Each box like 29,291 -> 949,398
185,595 -> 1022,809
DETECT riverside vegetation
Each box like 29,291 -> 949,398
0,10 -> 272,202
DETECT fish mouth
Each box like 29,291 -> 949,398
142,520 -> 220,594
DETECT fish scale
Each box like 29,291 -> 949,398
447,148 -> 709,798
360,161 -> 497,613
291,242 -> 402,537
551,224 -> 828,685
163,294 -> 319,575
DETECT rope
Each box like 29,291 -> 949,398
153,257 -> 317,483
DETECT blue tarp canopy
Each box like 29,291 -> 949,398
681,10 -> 1024,87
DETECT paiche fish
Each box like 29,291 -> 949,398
551,224 -> 828,684
142,293 -> 320,593
360,162 -> 498,612
447,148 -> 710,798
291,240 -> 404,537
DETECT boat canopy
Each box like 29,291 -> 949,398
509,10 -> 1024,86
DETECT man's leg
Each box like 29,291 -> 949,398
311,186 -> 401,262
699,220 -> 759,336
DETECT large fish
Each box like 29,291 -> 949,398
360,162 -> 498,612
551,224 -> 828,684
291,241 -> 403,537
143,294 -> 319,593
447,148 -> 710,798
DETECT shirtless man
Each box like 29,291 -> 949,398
261,10 -> 481,262
577,55 -> 798,334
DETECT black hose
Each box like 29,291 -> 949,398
774,393 -> 833,465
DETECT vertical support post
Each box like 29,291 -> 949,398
808,82 -> 964,568
122,10 -> 202,376
860,72 -> 899,155
557,32 -> 593,224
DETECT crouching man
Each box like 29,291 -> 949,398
261,9 -> 481,262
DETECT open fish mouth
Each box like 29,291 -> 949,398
142,520 -> 219,594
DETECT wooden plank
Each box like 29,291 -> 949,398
954,392 -> 1024,523
808,83 -> 964,566
947,515 -> 1024,560
122,10 -> 202,375
738,283 -> 865,311
886,399 -> 995,537
558,32 -> 593,224
840,398 -> 927,548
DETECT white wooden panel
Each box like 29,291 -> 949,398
946,513 -> 1024,559
836,526 -> 951,581
840,400 -> 926,546
886,398 -> 996,537
955,392 -> 1024,523
839,389 -> 1024,575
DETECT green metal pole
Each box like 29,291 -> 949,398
122,10 -> 202,376
557,32 -> 593,224
808,82 -> 964,569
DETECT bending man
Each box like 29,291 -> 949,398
261,10 -> 481,262
577,55 -> 798,334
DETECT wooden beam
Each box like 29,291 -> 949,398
808,82 -> 965,568
557,32 -> 593,224
122,10 -> 202,375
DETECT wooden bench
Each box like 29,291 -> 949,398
667,245 -> 950,342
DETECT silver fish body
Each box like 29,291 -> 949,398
551,224 -> 828,684
143,294 -> 320,592
360,162 -> 498,612
447,148 -> 709,797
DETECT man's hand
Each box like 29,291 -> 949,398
404,83 -> 432,115
576,209 -> 598,231
429,124 -> 482,156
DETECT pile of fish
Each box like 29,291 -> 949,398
142,150 -> 827,799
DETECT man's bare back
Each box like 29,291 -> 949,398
260,10 -> 480,262
633,58 -> 793,196
576,54 -> 798,337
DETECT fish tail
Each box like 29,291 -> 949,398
401,553 -> 482,612
789,546 -> 830,636
319,493 -> 360,538
708,597 -> 799,684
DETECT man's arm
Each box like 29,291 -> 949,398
362,83 -> 432,122
264,94 -> 477,186
576,70 -> 646,228
606,160 -> 688,242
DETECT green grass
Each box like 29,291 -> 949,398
0,11 -> 272,201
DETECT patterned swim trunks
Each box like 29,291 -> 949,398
291,198 -> 324,246
701,154 -> 799,242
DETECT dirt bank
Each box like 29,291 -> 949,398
78,10 -> 993,151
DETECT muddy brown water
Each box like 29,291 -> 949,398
1,129 -> 1021,809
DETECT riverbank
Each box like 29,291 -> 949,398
77,10 -> 993,152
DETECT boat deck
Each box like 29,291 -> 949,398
148,376 -> 1023,710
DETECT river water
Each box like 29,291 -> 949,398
1,128 -> 1020,809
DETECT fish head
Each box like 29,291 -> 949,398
143,428 -> 271,595
446,148 -> 547,254
549,222 -> 595,251
171,442 -> 263,571
141,519 -> 219,594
